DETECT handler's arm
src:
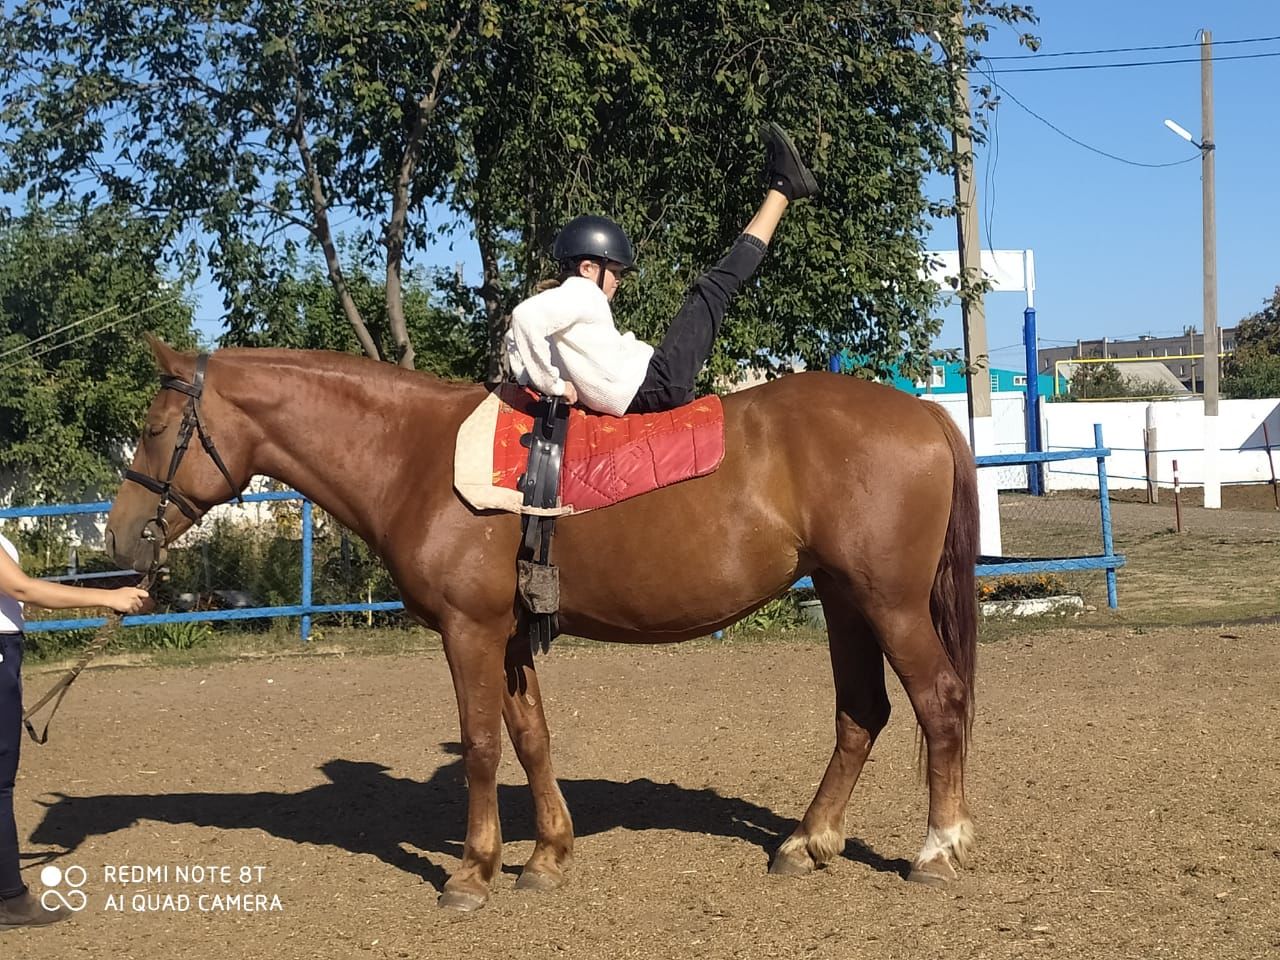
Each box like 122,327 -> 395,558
0,550 -> 150,614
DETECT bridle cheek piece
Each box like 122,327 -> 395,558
122,352 -> 243,564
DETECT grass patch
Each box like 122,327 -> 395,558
998,494 -> 1280,628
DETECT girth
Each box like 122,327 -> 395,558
516,395 -> 570,655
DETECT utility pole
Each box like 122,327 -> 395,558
1200,29 -> 1220,509
947,10 -> 1000,552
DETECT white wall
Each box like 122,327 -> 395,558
1041,397 -> 1280,491
924,392 -> 1034,490
923,393 -> 1280,493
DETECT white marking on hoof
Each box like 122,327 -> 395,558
911,821 -> 975,879
806,827 -> 845,866
776,834 -> 811,861
770,834 -> 816,875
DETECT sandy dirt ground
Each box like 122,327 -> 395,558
6,623 -> 1280,960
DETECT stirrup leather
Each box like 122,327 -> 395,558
516,395 -> 570,654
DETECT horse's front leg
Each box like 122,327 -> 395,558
502,635 -> 574,890
439,622 -> 508,911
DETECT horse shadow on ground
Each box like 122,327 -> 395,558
28,743 -> 909,891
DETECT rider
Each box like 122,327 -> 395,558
506,122 -> 819,416
0,534 -> 150,929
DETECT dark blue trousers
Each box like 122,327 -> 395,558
627,234 -> 768,413
0,632 -> 24,898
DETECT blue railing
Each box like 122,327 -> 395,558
973,423 -> 1124,608
0,491 -> 404,641
2,424 -> 1125,639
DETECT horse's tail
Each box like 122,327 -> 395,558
920,400 -> 980,749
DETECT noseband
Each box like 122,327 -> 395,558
123,352 -> 243,551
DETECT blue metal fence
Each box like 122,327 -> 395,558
792,426 -> 1124,608
1,424 -> 1125,638
0,491 -> 404,641
973,423 -> 1124,608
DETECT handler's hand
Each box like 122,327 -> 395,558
108,587 -> 153,615
562,381 -> 579,405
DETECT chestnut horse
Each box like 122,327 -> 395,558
105,340 -> 979,911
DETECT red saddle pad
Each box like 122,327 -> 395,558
491,385 -> 725,511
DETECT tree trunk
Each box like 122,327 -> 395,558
475,219 -> 507,385
383,19 -> 463,370
287,73 -> 380,361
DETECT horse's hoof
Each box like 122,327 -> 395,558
437,889 -> 488,912
768,850 -> 815,877
514,869 -> 565,893
907,856 -> 958,887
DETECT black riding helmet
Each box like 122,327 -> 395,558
553,215 -> 637,271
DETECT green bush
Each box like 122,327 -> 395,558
728,595 -> 809,634
978,574 -> 1070,602
123,620 -> 214,651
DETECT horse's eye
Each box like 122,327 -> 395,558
147,423 -> 166,437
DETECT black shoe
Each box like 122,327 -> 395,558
0,890 -> 72,928
761,122 -> 819,201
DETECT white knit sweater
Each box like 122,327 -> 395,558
505,277 -> 654,417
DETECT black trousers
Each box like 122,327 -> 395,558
0,632 -> 23,898
627,234 -> 767,414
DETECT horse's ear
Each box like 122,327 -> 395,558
145,333 -> 182,374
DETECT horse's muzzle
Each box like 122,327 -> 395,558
106,524 -> 166,574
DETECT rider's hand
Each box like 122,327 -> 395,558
562,382 -> 579,405
107,587 -> 152,615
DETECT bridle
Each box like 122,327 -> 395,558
122,352 -> 243,562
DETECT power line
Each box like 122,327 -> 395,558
0,304 -> 118,361
983,34 -> 1280,60
985,78 -> 1201,169
986,50 -> 1280,74
0,313 -> 135,374
0,294 -> 183,374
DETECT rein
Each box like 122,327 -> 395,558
22,352 -> 240,744
21,599 -> 144,745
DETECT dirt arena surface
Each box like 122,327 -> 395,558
8,623 -> 1280,960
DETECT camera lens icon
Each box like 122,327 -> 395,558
40,864 -> 88,912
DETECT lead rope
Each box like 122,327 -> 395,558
21,570 -> 157,745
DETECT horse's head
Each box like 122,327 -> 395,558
105,336 -> 252,573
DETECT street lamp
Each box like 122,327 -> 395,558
1161,29 -> 1219,509
1162,118 -> 1197,146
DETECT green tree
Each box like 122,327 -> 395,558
0,205 -> 197,502
1223,285 -> 1280,399
221,256 -> 486,380
0,1 -> 1036,384
1064,361 -> 1169,401
1068,360 -> 1125,400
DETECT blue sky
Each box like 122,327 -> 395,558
160,5 -> 1280,367
933,1 -> 1280,373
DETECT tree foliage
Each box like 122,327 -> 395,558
219,256 -> 486,380
0,206 -> 197,501
1064,361 -> 1169,401
1223,285 -> 1280,399
0,0 -> 1036,385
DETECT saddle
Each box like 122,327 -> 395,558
454,385 -> 726,653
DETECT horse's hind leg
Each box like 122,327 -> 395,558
501,636 -> 574,891
771,574 -> 891,876
867,602 -> 974,885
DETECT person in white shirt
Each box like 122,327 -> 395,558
506,122 -> 819,416
0,533 -> 150,929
